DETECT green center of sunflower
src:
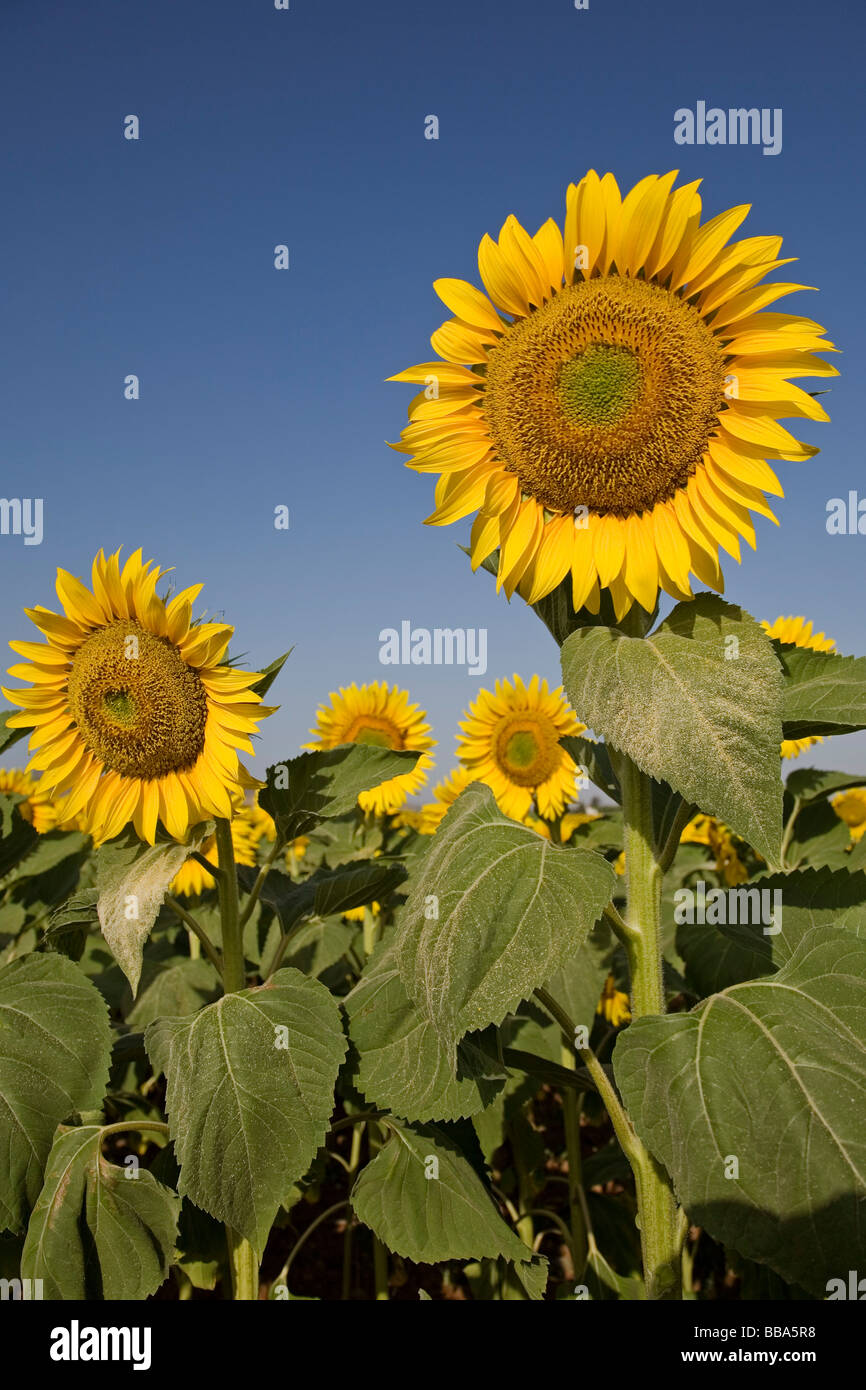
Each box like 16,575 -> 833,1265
504,730 -> 539,769
67,621 -> 208,779
558,344 -> 643,425
495,715 -> 561,788
482,275 -> 726,516
344,716 -> 403,750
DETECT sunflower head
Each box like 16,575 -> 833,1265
305,681 -> 435,815
597,974 -> 632,1028
0,768 -> 59,834
3,549 -> 274,846
456,674 -> 583,822
391,171 -> 835,619
831,788 -> 866,844
680,812 -> 748,885
762,614 -> 836,759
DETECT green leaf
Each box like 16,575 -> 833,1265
542,919 -> 613,1039
561,735 -> 620,800
260,744 -> 421,844
785,767 -> 866,804
95,828 -> 210,993
351,1118 -> 546,1297
7,831 -> 89,882
0,953 -> 112,1233
250,648 -> 293,700
41,889 -> 100,962
614,925 -> 866,1297
345,938 -> 506,1122
127,957 -> 220,1029
395,783 -> 616,1062
145,966 -> 346,1257
0,710 -> 27,758
249,858 -> 407,934
21,1124 -> 180,1299
777,645 -> 866,739
561,595 -> 784,865
0,795 -> 39,878
677,866 -> 866,995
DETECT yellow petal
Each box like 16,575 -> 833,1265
433,278 -> 503,332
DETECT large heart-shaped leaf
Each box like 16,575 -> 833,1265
561,595 -> 783,865
145,967 -> 346,1257
21,1124 -> 181,1299
395,783 -> 616,1063
614,925 -> 866,1296
352,1118 -> 546,1298
345,939 -> 505,1122
0,953 -> 112,1234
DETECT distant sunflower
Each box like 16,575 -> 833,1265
391,170 -> 835,618
0,768 -> 59,834
170,815 -> 258,897
597,975 -> 631,1028
680,813 -> 748,885
457,674 -> 583,821
306,682 -> 434,815
762,614 -> 836,759
560,807 -> 601,842
3,549 -> 272,846
831,788 -> 866,844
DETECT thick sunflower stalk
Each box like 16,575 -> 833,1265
391,168 -> 836,1300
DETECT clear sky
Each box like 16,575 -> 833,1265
2,0 -> 865,788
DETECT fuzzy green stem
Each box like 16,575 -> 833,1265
368,1123 -> 390,1300
619,753 -> 683,1300
226,1227 -> 259,1302
216,817 -> 259,1300
560,1043 -> 588,1278
215,818 -> 245,994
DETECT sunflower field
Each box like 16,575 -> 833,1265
1,164 -> 865,1324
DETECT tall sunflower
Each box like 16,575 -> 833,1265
761,614 -> 836,759
306,681 -> 435,815
0,768 -> 59,834
3,549 -> 273,846
456,674 -> 583,821
391,170 -> 835,617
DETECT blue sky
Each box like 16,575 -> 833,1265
2,0 -> 865,788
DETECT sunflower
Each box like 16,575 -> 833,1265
456,674 -> 583,821
831,788 -> 866,844
306,682 -> 434,815
343,901 -> 381,924
0,768 -> 59,834
2,549 -> 272,846
391,170 -> 835,618
680,813 -> 748,885
170,814 -> 258,897
597,975 -> 632,1028
761,614 -> 836,759
560,807 -> 601,842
